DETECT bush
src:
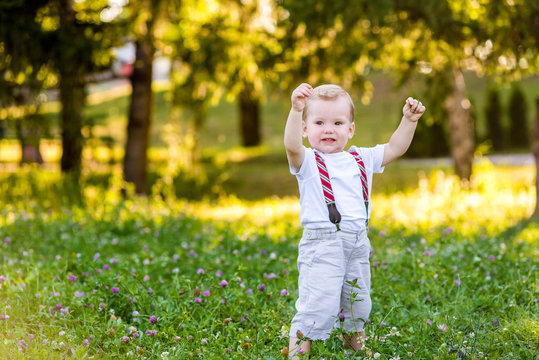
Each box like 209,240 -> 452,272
508,83 -> 530,149
485,86 -> 504,151
406,117 -> 450,158
405,75 -> 451,158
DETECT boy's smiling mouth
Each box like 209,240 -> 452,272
321,138 -> 336,143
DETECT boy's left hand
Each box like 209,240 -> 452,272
403,97 -> 425,122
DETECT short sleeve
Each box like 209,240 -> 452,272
289,146 -> 314,178
350,144 -> 386,174
371,143 -> 385,173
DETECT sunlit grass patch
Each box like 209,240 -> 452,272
513,221 -> 539,245
0,161 -> 537,358
374,160 -> 535,237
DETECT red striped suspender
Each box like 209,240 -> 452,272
349,151 -> 370,227
314,150 -> 370,230
314,152 -> 342,229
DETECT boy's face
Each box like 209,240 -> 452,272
302,97 -> 355,154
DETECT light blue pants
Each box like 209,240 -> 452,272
290,228 -> 372,340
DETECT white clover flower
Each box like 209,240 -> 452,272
279,325 -> 288,339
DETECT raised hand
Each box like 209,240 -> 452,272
403,97 -> 426,122
291,83 -> 313,112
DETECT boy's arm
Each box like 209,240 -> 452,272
285,83 -> 313,172
382,97 -> 425,167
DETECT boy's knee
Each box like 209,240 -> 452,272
352,296 -> 371,322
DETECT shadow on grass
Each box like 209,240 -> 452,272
493,216 -> 539,244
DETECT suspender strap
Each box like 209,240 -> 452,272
314,150 -> 369,230
314,151 -> 342,230
349,151 -> 370,227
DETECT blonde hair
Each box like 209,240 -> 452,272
302,84 -> 355,122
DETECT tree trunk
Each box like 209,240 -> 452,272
59,69 -> 85,177
444,69 -> 474,181
58,0 -> 85,178
123,39 -> 154,194
239,88 -> 261,147
532,98 -> 539,217
190,100 -> 206,168
16,115 -> 44,164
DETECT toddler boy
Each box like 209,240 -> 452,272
284,83 -> 425,358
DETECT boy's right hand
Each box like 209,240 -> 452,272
291,83 -> 313,112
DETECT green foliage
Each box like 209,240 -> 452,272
0,0 -> 125,177
166,0 -> 282,119
485,86 -> 504,151
406,118 -> 450,158
404,72 -> 451,158
508,83 -> 530,149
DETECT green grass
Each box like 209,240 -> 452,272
0,73 -> 537,358
0,62 -> 539,360
0,168 -> 537,359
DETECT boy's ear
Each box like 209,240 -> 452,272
302,120 -> 308,138
348,121 -> 355,138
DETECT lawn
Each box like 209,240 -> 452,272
0,72 -> 538,359
0,162 -> 537,359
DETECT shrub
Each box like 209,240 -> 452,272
485,86 -> 504,151
508,83 -> 530,149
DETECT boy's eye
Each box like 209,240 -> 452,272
335,121 -> 342,125
315,121 -> 324,125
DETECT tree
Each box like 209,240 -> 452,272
508,83 -> 530,149
123,0 -> 171,194
444,69 -> 475,180
47,0 -> 119,179
373,0 -> 538,180
366,1 -> 477,180
533,98 -> 539,218
0,0 -> 120,181
277,1 -> 390,100
0,0 -> 52,165
224,0 -> 283,147
124,38 -> 154,194
406,73 -> 450,158
166,0 -> 229,169
485,86 -> 504,151
169,0 -> 283,148
278,1 -> 486,179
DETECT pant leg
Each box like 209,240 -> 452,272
338,233 -> 371,333
290,230 -> 346,340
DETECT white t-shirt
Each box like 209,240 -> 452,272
290,144 -> 385,231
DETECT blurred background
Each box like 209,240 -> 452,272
0,0 -> 538,206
